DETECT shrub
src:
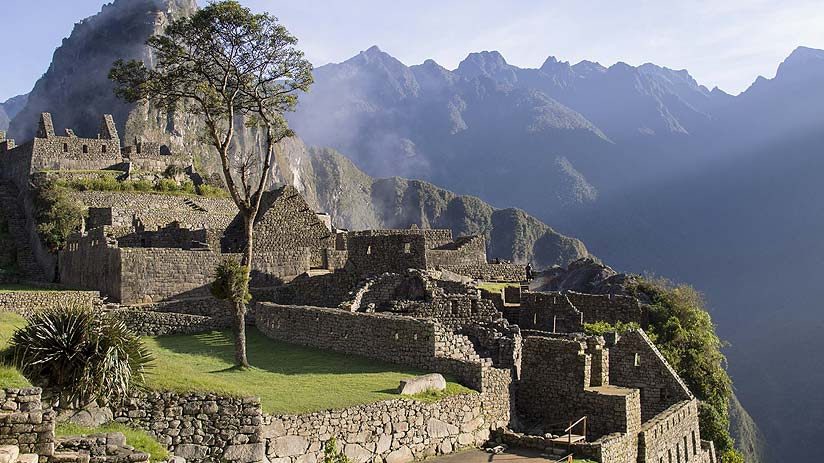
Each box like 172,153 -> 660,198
131,179 -> 154,192
211,257 -> 250,305
196,184 -> 229,198
583,320 -> 640,336
154,178 -> 179,192
9,305 -> 153,406
322,438 -> 350,463
34,182 -> 86,251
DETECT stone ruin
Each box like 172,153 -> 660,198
0,113 -> 719,463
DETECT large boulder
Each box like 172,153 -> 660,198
397,374 -> 446,396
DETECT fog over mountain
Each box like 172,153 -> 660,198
287,45 -> 824,461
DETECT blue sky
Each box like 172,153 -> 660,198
2,0 -> 824,99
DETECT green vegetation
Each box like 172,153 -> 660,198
0,312 -> 30,388
627,277 -> 743,463
211,257 -> 252,366
8,305 -> 153,406
144,329 -> 471,415
41,171 -> 229,199
475,282 -> 519,294
55,422 -> 169,463
34,180 -> 86,251
583,320 -> 641,336
322,438 -> 350,463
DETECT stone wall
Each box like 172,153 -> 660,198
566,291 -> 647,328
263,393 -> 491,463
345,233 -> 427,276
254,304 -> 439,368
60,227 -> 122,298
0,387 -> 55,455
519,292 -> 583,333
519,291 -> 647,334
109,305 -> 233,336
425,236 -> 487,268
638,400 -> 708,463
265,272 -> 359,308
223,186 -> 333,267
68,191 -> 236,232
439,264 -> 526,282
517,335 -> 641,444
62,231 -> 311,303
0,290 -> 100,315
114,392 -> 265,463
608,330 -> 693,422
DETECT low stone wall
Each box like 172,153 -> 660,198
263,393 -> 490,463
0,387 -> 55,455
114,392 -> 265,463
107,298 -> 234,336
438,264 -> 525,282
109,309 -> 232,336
56,432 -> 150,463
0,290 -> 101,315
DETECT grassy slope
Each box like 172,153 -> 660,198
144,328 -> 471,415
0,312 -> 30,388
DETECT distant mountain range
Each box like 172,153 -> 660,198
0,94 -> 27,132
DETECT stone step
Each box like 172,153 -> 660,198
48,451 -> 90,463
16,454 -> 38,463
0,445 -> 19,463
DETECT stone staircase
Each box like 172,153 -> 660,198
0,182 -> 48,281
0,445 -> 39,463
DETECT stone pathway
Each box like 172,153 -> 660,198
427,448 -> 566,463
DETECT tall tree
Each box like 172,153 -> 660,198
109,0 -> 313,367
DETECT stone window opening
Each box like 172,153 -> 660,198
471,300 -> 479,315
102,145 -> 107,153
82,144 -> 88,154
634,352 -> 641,367
668,449 -> 672,463
676,443 -> 681,463
394,332 -> 399,341
62,143 -> 68,152
451,300 -> 460,316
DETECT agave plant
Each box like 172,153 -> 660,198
9,305 -> 153,407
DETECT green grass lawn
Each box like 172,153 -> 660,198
56,423 -> 169,463
0,284 -> 62,292
476,282 -> 520,294
0,312 -> 30,388
144,328 -> 471,415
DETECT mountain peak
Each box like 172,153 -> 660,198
455,50 -> 515,81
774,46 -> 824,82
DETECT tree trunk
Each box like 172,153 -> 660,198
233,213 -> 254,368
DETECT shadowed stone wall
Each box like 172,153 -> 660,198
114,392 -> 265,463
0,387 -> 55,455
608,330 -> 693,421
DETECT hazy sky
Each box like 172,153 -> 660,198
2,0 -> 824,99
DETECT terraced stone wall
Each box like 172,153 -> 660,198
0,290 -> 100,315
